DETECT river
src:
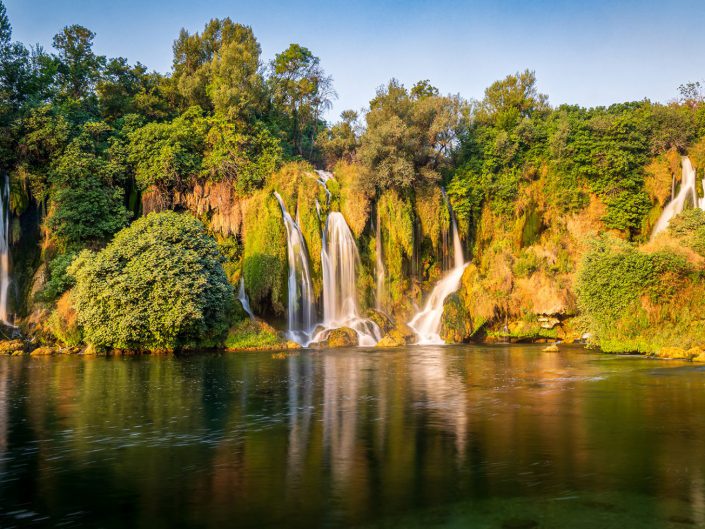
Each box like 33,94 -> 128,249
0,345 -> 703,528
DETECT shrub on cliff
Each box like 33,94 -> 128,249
576,235 -> 699,353
69,212 -> 233,351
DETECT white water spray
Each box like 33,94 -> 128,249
651,157 -> 705,239
238,277 -> 255,320
408,190 -> 466,344
273,192 -> 315,343
313,212 -> 381,346
0,175 -> 10,325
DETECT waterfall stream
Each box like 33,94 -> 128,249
0,175 -> 10,325
651,156 -> 705,239
408,190 -> 467,344
273,192 -> 315,344
238,278 -> 255,320
313,212 -> 381,346
375,215 -> 385,311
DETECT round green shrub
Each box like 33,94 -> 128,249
69,211 -> 233,351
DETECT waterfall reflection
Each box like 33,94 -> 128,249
2,350 -> 705,528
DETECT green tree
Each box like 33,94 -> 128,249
48,131 -> 130,249
269,43 -> 335,156
52,24 -> 105,101
69,211 -> 233,350
358,79 -> 467,190
172,18 -> 265,121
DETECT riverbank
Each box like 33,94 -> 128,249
3,335 -> 705,363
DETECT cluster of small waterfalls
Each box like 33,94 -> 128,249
253,171 -> 468,346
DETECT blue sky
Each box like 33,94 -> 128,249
5,0 -> 705,120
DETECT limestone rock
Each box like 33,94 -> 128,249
657,346 -> 690,359
30,346 -> 56,356
0,339 -> 25,355
538,315 -> 561,329
440,293 -> 474,343
366,309 -> 394,336
377,323 -> 417,347
322,327 -> 359,348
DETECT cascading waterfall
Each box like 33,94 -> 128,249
273,192 -> 315,344
313,212 -> 381,346
651,156 -> 705,239
238,278 -> 255,320
0,175 -> 10,326
408,190 -> 467,344
375,215 -> 385,311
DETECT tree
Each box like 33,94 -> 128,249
69,212 -> 233,350
476,69 -> 548,129
172,18 -> 265,121
127,106 -> 207,192
269,43 -> 335,156
317,109 -> 359,167
358,79 -> 467,190
52,24 -> 105,100
48,133 -> 130,249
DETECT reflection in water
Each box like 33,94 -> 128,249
0,347 -> 705,528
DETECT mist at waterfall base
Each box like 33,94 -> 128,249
262,173 -> 470,347
651,156 -> 705,239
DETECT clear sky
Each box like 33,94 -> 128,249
5,0 -> 705,120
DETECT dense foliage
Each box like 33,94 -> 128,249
3,0 -> 705,354
69,212 -> 233,350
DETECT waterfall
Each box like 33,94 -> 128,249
312,211 -> 381,346
375,215 -> 385,311
238,278 -> 255,320
0,175 -> 10,326
408,190 -> 467,344
273,192 -> 315,343
651,156 -> 705,239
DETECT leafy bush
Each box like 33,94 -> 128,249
69,211 -> 233,351
36,251 -> 77,302
668,208 -> 705,256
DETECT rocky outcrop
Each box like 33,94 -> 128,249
377,323 -> 417,347
440,293 -> 475,343
366,309 -> 394,336
318,327 -> 359,348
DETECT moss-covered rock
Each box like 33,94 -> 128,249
0,339 -> 25,355
440,293 -> 475,343
319,327 -> 359,348
366,309 -> 395,336
30,346 -> 57,356
225,319 -> 289,351
377,323 -> 417,347
654,346 -> 691,360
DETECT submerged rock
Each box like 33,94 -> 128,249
542,344 -> 560,352
377,323 -> 417,347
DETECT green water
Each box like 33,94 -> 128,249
0,345 -> 704,528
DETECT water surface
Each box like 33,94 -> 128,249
0,345 -> 704,528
